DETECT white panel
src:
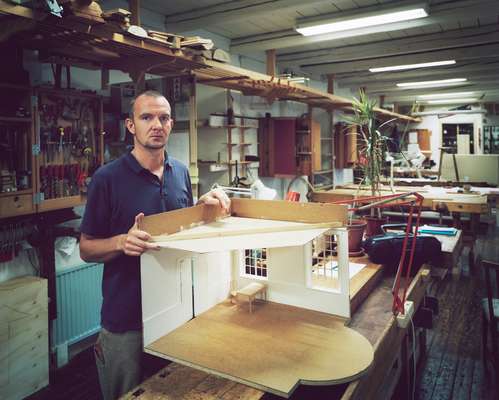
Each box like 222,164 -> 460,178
157,229 -> 329,253
141,250 -> 193,346
193,252 -> 232,316
267,246 -> 308,286
234,227 -> 351,318
457,134 -> 470,154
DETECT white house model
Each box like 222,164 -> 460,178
140,198 -> 375,398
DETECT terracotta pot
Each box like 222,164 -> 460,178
347,220 -> 367,254
363,216 -> 387,238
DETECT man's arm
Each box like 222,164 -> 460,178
80,213 -> 159,263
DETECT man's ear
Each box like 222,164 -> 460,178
125,118 -> 135,135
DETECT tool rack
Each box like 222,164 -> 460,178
0,86 -> 103,219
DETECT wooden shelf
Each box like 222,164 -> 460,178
0,116 -> 32,123
201,125 -> 255,129
321,138 -> 333,141
225,161 -> 254,165
297,152 -> 312,156
0,83 -> 31,91
0,189 -> 33,198
37,195 -> 85,212
222,142 -> 254,146
296,130 -> 310,134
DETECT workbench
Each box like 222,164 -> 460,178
312,185 -> 489,233
121,267 -> 430,400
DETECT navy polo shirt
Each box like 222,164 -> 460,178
81,151 -> 193,332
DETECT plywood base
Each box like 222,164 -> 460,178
145,301 -> 373,398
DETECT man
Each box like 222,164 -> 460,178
80,90 -> 229,400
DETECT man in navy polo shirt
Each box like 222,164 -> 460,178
80,90 -> 229,400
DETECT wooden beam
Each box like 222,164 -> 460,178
101,67 -> 109,90
164,0 -> 329,32
277,26 -> 499,68
189,75 -> 199,194
336,60 -> 499,87
197,75 -> 249,83
327,74 -> 335,95
303,43 -> 499,75
266,49 -> 276,77
231,0 -> 499,53
129,0 -> 140,26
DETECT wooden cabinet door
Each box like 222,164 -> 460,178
274,118 -> 297,176
311,120 -> 321,172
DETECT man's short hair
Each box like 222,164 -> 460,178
128,90 -> 165,119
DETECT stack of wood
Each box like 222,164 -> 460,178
102,8 -> 131,31
148,30 -> 182,49
181,36 -> 214,50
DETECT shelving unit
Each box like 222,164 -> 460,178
200,116 -> 259,185
36,88 -> 103,212
0,86 -> 104,219
0,84 -> 36,218
483,125 -> 499,154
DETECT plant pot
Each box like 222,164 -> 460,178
363,216 -> 387,238
347,220 -> 367,256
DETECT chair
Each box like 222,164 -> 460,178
481,259 -> 499,382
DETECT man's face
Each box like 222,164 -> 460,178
126,95 -> 173,150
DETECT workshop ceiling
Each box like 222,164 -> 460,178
139,0 -> 499,105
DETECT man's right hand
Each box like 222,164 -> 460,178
119,213 -> 160,256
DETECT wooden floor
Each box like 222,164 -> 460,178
27,228 -> 498,400
414,226 -> 498,400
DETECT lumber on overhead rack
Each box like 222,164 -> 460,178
0,0 -> 420,123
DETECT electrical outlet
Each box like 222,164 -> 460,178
396,300 -> 414,329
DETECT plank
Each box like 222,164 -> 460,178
145,301 -> 373,398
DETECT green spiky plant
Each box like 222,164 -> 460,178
345,90 -> 397,195
344,90 -> 397,217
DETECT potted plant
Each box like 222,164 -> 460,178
344,90 -> 397,242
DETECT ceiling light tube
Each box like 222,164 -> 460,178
427,98 -> 478,104
417,91 -> 475,99
296,4 -> 428,36
369,60 -> 455,73
397,78 -> 467,88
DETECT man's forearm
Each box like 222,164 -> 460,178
80,234 -> 126,263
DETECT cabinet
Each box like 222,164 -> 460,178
36,89 -> 103,212
0,84 -> 36,218
483,125 -> 499,154
442,123 -> 474,154
0,86 -> 103,219
0,276 -> 49,400
258,115 -> 321,177
334,122 -> 358,168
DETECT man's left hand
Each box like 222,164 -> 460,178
197,188 -> 231,213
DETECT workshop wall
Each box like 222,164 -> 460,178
412,107 -> 485,164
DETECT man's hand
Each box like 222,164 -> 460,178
119,213 -> 160,256
197,188 -> 231,213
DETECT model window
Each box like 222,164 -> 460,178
243,248 -> 267,278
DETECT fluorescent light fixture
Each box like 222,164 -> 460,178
427,98 -> 478,104
418,91 -> 475,99
296,5 -> 428,36
369,60 -> 455,73
397,78 -> 467,88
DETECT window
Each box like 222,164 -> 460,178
243,248 -> 267,279
312,233 -> 337,281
